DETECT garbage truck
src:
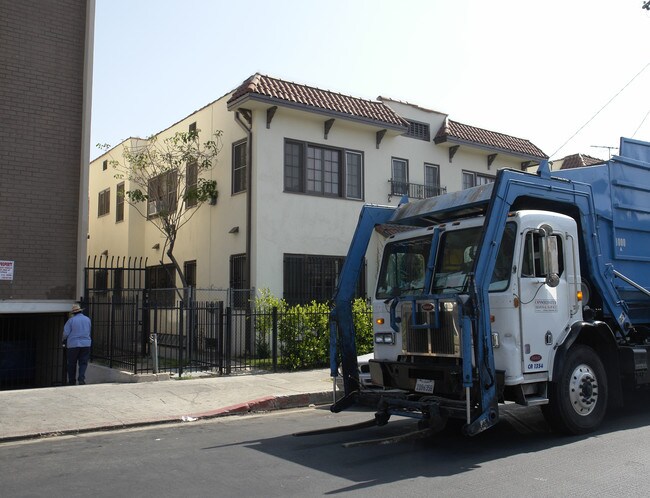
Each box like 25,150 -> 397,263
329,136 -> 650,438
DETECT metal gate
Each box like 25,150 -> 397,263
85,257 -> 254,376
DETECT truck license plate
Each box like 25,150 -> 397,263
415,378 -> 434,394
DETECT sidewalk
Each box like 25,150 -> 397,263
0,369 -> 336,443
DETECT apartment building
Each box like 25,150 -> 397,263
89,73 -> 547,305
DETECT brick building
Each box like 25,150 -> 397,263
0,0 -> 95,388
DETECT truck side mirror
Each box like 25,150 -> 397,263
543,234 -> 560,288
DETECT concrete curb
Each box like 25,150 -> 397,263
0,391 -> 333,445
189,391 -> 333,418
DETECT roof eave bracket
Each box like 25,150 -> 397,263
487,153 -> 497,170
324,118 -> 335,140
266,106 -> 277,129
449,145 -> 460,163
376,129 -> 387,149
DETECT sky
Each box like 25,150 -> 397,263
91,0 -> 650,161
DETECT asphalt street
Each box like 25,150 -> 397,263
2,398 -> 650,497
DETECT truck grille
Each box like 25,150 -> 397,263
401,300 -> 461,357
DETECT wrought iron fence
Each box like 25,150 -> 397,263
88,293 -> 372,377
84,257 -> 373,378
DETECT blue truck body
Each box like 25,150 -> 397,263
331,137 -> 650,436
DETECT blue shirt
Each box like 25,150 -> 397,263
63,313 -> 92,348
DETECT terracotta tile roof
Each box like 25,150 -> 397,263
434,119 -> 548,159
227,73 -> 409,129
558,153 -> 605,169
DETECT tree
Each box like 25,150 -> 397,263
103,129 -> 223,288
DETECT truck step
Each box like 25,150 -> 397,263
524,395 -> 548,406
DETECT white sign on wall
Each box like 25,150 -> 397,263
0,261 -> 15,281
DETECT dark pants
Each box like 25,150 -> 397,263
66,347 -> 90,385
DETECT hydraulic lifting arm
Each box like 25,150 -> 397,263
330,204 -> 395,399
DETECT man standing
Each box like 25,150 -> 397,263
62,304 -> 92,385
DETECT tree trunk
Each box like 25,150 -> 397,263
166,235 -> 187,289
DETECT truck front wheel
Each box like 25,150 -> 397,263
542,344 -> 608,435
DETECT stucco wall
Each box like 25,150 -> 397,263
88,84 -> 536,300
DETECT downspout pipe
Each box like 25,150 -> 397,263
234,111 -> 253,295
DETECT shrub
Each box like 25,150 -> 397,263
253,289 -> 374,370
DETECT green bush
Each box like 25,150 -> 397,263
253,289 -> 373,370
352,298 -> 373,356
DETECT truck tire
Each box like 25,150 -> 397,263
542,344 -> 608,435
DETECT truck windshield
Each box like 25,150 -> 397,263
375,223 -> 517,299
432,227 -> 483,294
376,236 -> 431,299
432,223 -> 516,294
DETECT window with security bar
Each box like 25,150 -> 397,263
229,254 -> 248,308
283,253 -> 366,305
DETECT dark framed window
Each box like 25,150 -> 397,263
424,163 -> 441,197
185,160 -> 198,209
284,141 -> 303,192
116,182 -> 124,222
188,122 -> 197,135
147,170 -> 177,216
147,264 -> 176,306
98,188 -> 110,217
284,140 -> 363,200
102,160 -> 108,171
391,158 -> 409,196
345,151 -> 363,200
232,140 -> 247,194
283,253 -> 366,306
462,170 -> 495,190
94,269 -> 108,293
405,120 -> 430,141
307,145 -> 340,196
184,260 -> 196,287
229,254 -> 248,308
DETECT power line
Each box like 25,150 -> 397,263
550,62 -> 650,158
632,109 -> 650,138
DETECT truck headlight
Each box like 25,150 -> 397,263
375,332 -> 395,344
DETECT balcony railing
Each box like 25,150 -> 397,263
388,180 -> 447,201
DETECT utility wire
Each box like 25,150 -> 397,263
550,62 -> 650,158
632,109 -> 650,138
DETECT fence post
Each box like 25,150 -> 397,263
225,306 -> 232,375
134,293 -> 140,374
152,296 -> 158,375
272,306 -> 278,373
184,286 -> 192,365
217,301 -> 224,375
109,295 -> 115,370
142,290 -> 150,359
150,333 -> 159,374
178,299 -> 184,378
